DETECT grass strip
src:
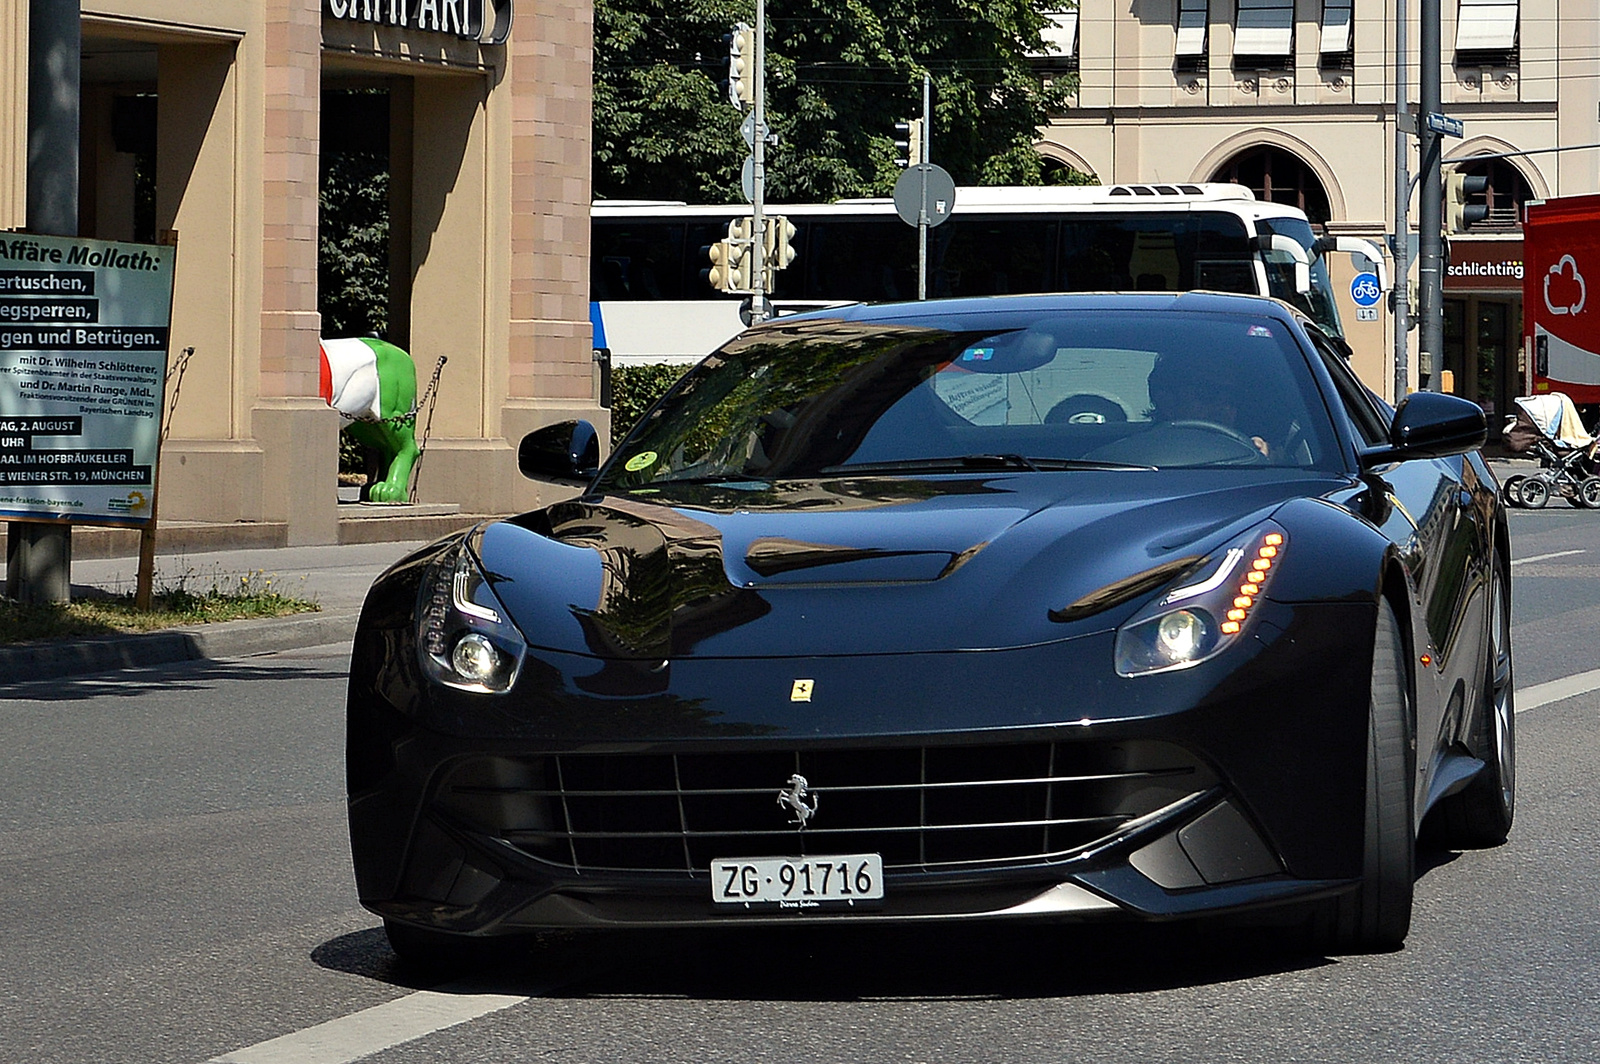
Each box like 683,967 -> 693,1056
0,570 -> 319,644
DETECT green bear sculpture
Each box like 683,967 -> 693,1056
319,337 -> 420,503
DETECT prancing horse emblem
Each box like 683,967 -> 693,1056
776,773 -> 818,829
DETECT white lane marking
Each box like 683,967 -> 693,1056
1512,549 -> 1585,566
207,988 -> 529,1064
1518,668 -> 1600,713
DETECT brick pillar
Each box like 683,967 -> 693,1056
257,0 -> 337,544
502,0 -> 602,512
507,0 -> 595,406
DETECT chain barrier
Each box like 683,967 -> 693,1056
405,355 -> 448,502
161,346 -> 195,446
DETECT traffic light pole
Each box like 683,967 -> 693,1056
1416,0 -> 1443,390
9,0 -> 80,605
750,0 -> 768,323
1392,0 -> 1411,402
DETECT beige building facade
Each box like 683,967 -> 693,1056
1040,0 -> 1600,419
0,0 -> 598,544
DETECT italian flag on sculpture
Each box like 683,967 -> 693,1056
319,336 -> 420,503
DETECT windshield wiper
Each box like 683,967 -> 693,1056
821,455 -> 1155,474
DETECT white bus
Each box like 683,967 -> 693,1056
591,183 -> 1387,365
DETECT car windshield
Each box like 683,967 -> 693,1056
597,308 -> 1343,490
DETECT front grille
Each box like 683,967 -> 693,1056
436,740 -> 1212,875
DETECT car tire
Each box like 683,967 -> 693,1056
1518,476 -> 1551,509
1580,476 -> 1600,509
1313,599 -> 1415,954
1421,559 -> 1516,848
1500,475 -> 1526,507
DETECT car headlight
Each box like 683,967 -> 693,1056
1114,522 -> 1286,677
416,539 -> 526,693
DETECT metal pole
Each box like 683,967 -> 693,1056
1417,0 -> 1442,391
8,0 -> 79,605
1392,0 -> 1411,402
750,0 -> 768,322
917,74 -> 929,300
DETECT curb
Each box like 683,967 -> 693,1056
0,610 -> 360,683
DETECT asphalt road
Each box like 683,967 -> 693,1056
2,510 -> 1598,1064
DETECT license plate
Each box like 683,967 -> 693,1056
711,854 -> 885,910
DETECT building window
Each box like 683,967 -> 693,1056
1234,0 -> 1294,67
1213,146 -> 1332,226
1033,9 -> 1080,70
1320,0 -> 1353,68
1176,0 -> 1208,71
1456,0 -> 1519,65
1452,157 -> 1533,231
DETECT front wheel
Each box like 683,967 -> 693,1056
1500,475 -> 1526,507
1313,599 -> 1415,953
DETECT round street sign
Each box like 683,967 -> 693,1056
893,164 -> 957,228
1350,272 -> 1383,307
741,157 -> 755,203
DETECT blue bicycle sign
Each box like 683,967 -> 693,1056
1350,272 -> 1383,307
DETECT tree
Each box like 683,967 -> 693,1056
593,0 -> 1082,204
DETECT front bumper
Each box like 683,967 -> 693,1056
348,600 -> 1375,935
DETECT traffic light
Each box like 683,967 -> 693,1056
764,215 -> 797,270
1446,171 -> 1490,233
893,119 -> 923,167
705,239 -> 750,292
727,23 -> 755,109
728,217 -> 753,244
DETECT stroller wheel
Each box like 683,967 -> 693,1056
1501,475 -> 1526,507
1579,476 -> 1600,509
1520,476 -> 1551,509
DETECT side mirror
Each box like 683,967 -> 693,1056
1360,391 -> 1486,466
519,420 -> 600,481
1256,233 -> 1312,294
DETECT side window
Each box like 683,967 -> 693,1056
1310,332 -> 1390,446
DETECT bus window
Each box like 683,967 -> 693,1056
928,219 -> 1057,296
1057,213 -> 1254,294
593,222 -> 687,300
801,219 -> 918,302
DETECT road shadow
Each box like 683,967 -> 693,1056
0,655 -> 348,702
313,918 -> 1333,1002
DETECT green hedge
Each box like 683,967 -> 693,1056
610,362 -> 691,445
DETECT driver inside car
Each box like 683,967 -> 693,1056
1146,350 -> 1272,458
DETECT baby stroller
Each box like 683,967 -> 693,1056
1501,392 -> 1600,508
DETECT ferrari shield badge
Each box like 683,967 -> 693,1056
790,679 -> 814,702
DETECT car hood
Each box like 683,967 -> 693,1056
478,471 -> 1351,660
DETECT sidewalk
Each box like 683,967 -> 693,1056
0,538 -> 432,682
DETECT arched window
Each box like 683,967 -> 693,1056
1452,157 -> 1533,231
1211,146 -> 1331,226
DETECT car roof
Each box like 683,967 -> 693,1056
772,290 -> 1303,329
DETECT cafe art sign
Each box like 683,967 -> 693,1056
324,0 -> 513,43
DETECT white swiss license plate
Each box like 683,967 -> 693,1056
711,854 -> 885,909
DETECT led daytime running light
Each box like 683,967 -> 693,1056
1219,532 -> 1284,635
